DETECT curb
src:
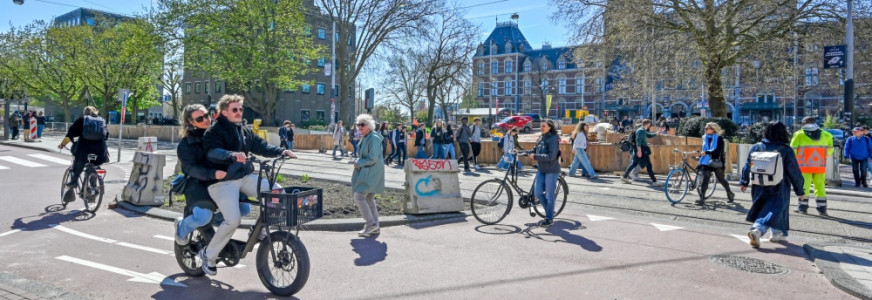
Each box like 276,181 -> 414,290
0,141 -> 55,153
803,242 -> 872,300
114,196 -> 471,232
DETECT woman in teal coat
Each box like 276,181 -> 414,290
351,114 -> 386,237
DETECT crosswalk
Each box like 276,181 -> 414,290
0,154 -> 71,170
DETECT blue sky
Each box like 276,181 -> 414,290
1,0 -> 570,48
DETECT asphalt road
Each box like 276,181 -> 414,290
0,144 -> 859,299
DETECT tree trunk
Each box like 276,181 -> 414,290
63,103 -> 73,123
705,63 -> 727,118
426,85 -> 437,125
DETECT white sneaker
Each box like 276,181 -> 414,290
475,165 -> 482,170
747,229 -> 762,248
769,231 -> 787,243
650,181 -> 664,187
621,177 -> 632,184
174,217 -> 188,246
358,224 -> 379,237
198,248 -> 217,276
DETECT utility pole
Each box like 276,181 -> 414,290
845,0 -> 855,125
330,21 -> 337,126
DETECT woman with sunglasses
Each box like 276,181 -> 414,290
351,114 -> 385,237
696,122 -> 735,205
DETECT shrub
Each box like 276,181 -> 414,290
307,125 -> 326,131
301,119 -> 327,129
677,116 -> 738,138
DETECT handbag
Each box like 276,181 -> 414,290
170,174 -> 188,194
708,159 -> 724,169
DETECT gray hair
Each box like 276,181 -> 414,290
355,114 -> 376,131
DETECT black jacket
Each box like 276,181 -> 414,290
177,128 -> 218,212
65,115 -> 108,165
414,128 -> 426,146
203,115 -> 284,180
442,127 -> 455,145
431,128 -> 444,144
532,132 -> 561,174
703,135 -> 726,161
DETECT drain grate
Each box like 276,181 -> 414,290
710,255 -> 789,274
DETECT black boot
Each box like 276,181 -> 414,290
727,191 -> 735,203
817,207 -> 828,217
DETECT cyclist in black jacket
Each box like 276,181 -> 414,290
58,106 -> 108,188
199,95 -> 295,276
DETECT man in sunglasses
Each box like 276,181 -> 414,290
199,94 -> 296,276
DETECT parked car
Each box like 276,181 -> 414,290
492,116 -> 533,133
523,113 -> 544,129
824,128 -> 845,161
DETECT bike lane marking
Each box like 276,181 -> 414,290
55,255 -> 186,287
27,153 -> 72,165
152,235 -> 174,241
650,223 -> 684,232
0,156 -> 46,167
0,164 -> 8,170
586,214 -> 615,221
0,229 -> 22,237
50,224 -> 172,255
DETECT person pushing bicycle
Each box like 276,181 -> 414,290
199,95 -> 296,276
57,106 -> 108,202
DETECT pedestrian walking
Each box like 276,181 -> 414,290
414,123 -> 428,159
9,112 -> 20,140
568,122 -> 597,178
351,114 -> 385,237
456,117 -> 472,173
430,120 -> 446,159
444,123 -> 456,159
379,122 -> 390,159
279,120 -> 291,150
528,119 -> 561,227
351,125 -> 362,158
496,127 -> 523,171
740,121 -> 805,247
865,126 -> 872,182
332,120 -> 347,158
790,116 -> 834,216
394,125 -> 407,166
696,122 -> 735,205
470,118 -> 483,169
844,127 -> 872,188
22,111 -> 32,142
36,111 -> 47,139
287,123 -> 295,150
620,119 -> 660,186
386,124 -> 400,165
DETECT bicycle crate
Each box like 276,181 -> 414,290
261,187 -> 324,227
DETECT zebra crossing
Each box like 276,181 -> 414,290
0,154 -> 72,170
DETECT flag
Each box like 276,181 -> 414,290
546,95 -> 553,112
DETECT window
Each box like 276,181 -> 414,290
505,60 -> 513,73
524,80 -> 531,95
496,81 -> 503,95
540,61 -> 549,70
558,60 -> 566,70
215,80 -> 222,93
541,80 -> 549,93
491,82 -> 498,96
302,84 -> 311,94
86,17 -> 94,26
204,81 -> 209,94
304,26 -> 312,36
558,78 -> 566,94
478,63 -> 485,75
316,83 -> 325,95
805,68 -> 819,86
595,78 -> 603,92
478,83 -> 484,97
491,62 -> 498,74
316,110 -> 326,121
301,110 -> 310,122
524,61 -> 531,72
184,82 -> 191,94
505,81 -> 513,95
576,77 -> 584,94
195,82 -> 201,94
318,57 -> 325,67
317,28 -> 326,39
757,93 -> 775,103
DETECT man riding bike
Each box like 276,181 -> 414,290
57,106 -> 109,202
200,94 -> 296,276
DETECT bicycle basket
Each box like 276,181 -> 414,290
261,187 -> 324,227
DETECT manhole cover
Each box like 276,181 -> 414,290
710,255 -> 789,274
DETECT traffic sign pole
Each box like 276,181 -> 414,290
118,90 -> 130,162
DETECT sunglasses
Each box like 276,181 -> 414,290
193,114 -> 211,123
357,123 -> 367,127
230,107 -> 244,113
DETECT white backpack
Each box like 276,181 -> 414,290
749,151 -> 783,186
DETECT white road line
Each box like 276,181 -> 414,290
28,153 -> 72,165
0,229 -> 22,237
0,156 -> 46,167
51,224 -> 172,255
586,214 -> 615,222
731,234 -> 752,244
651,223 -> 683,232
0,165 -> 8,170
55,255 -> 186,287
153,235 -> 175,241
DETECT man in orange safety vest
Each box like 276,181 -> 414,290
790,116 -> 834,216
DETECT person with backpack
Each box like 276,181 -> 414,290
278,120 -> 291,150
844,127 -> 872,188
495,127 -> 523,171
696,122 -> 735,205
740,121 -> 805,248
57,106 -> 109,190
9,112 -> 21,140
470,118 -> 483,169
791,116 -> 834,216
620,119 -> 660,186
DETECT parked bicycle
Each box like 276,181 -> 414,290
60,151 -> 105,213
470,150 -> 568,224
173,156 -> 323,296
664,149 -> 716,204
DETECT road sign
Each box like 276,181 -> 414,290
324,63 -> 332,76
824,45 -> 846,69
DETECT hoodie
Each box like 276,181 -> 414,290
802,124 -> 822,141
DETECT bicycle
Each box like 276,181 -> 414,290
60,152 -> 105,213
664,149 -> 716,204
173,156 -> 322,297
470,150 -> 568,224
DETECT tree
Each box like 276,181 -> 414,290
157,0 -> 322,125
317,0 -> 438,125
418,6 -> 477,124
0,21 -> 90,122
160,41 -> 184,120
552,0 -> 841,118
380,51 -> 425,124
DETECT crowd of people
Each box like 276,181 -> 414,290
7,110 -> 47,142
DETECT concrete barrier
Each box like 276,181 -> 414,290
121,152 -> 166,206
403,159 -> 463,214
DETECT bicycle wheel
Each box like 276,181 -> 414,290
665,168 -> 689,204
256,230 -> 309,297
699,170 -> 716,200
470,179 -> 513,225
173,227 -> 210,277
82,172 -> 104,213
60,168 -> 75,207
534,177 -> 569,218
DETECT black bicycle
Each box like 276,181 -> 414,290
664,149 -> 716,204
173,156 -> 322,296
60,152 -> 105,213
470,150 -> 568,224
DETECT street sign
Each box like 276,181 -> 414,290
118,89 -> 130,102
824,45 -> 846,69
324,63 -> 332,76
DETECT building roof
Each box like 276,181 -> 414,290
523,47 -> 576,71
53,7 -> 134,26
477,22 -> 532,56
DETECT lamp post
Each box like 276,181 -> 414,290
845,0 -> 855,126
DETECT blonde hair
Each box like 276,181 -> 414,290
83,106 -> 99,116
217,94 -> 244,112
571,122 -> 588,141
705,122 -> 723,135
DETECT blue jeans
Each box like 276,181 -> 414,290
178,203 -> 251,238
569,148 -> 597,177
415,145 -> 428,159
394,143 -> 407,164
750,197 -> 787,237
431,143 -> 445,159
534,172 -> 559,220
287,141 -> 294,150
37,124 -> 45,138
445,143 -> 456,159
332,145 -> 347,157
351,140 -> 359,156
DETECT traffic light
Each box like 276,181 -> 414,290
365,88 -> 374,110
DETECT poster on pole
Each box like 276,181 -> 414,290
330,98 -> 335,125
824,45 -> 846,69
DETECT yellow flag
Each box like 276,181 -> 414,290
546,95 -> 553,112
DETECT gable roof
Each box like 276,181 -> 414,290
478,22 -> 532,56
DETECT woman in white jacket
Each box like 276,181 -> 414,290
568,123 -> 597,178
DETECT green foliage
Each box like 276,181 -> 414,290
823,113 -> 840,129
308,125 -> 326,131
301,119 -> 327,129
677,116 -> 738,138
301,174 -> 310,183
739,122 -> 771,144
276,174 -> 285,182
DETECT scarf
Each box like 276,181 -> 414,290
700,133 -> 719,166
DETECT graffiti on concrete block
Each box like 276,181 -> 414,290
414,175 -> 441,196
410,159 -> 454,171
